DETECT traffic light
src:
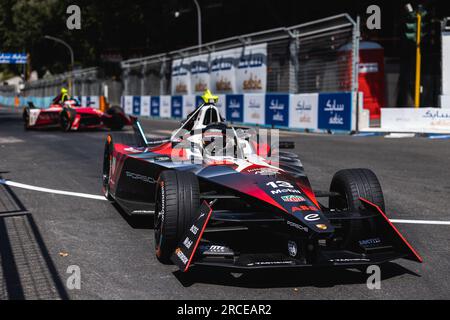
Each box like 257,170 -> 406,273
405,5 -> 428,42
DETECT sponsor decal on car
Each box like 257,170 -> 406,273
126,171 -> 156,183
246,167 -> 279,176
315,224 -> 328,230
291,205 -> 318,213
175,248 -> 189,264
303,213 -> 320,221
271,188 -> 301,195
329,258 -> 371,262
281,195 -> 305,202
247,261 -> 294,266
286,220 -> 308,232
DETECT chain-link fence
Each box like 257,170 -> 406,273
121,14 -> 360,96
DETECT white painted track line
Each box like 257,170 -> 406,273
390,219 -> 450,225
2,179 -> 450,225
0,179 -> 106,201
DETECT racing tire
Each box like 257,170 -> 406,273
105,106 -> 126,131
329,168 -> 384,249
102,135 -> 114,201
23,108 -> 30,130
60,107 -> 74,132
154,170 -> 200,264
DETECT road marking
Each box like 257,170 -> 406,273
1,179 -> 450,226
0,137 -> 24,144
0,179 -> 106,201
390,219 -> 450,225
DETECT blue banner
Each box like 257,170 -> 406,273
226,94 -> 244,122
132,96 -> 141,115
171,96 -> 183,118
0,53 -> 27,64
265,94 -> 289,127
195,95 -> 203,108
318,92 -> 352,131
151,96 -> 160,116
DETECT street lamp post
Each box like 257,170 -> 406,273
44,35 -> 74,95
193,0 -> 202,50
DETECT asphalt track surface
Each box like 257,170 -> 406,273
1,106 -> 449,299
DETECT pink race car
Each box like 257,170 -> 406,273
23,99 -> 131,131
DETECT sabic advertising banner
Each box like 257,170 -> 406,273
226,94 -> 244,122
171,96 -> 183,118
190,54 -> 210,95
244,93 -> 265,125
237,44 -> 267,93
289,93 -> 319,130
182,95 -> 196,119
265,94 -> 289,127
381,108 -> 450,133
132,96 -> 141,115
141,95 -> 151,116
171,58 -> 191,95
151,96 -> 160,117
318,92 -> 352,131
123,96 -> 133,115
210,48 -> 239,94
216,94 -> 227,120
160,95 -> 171,118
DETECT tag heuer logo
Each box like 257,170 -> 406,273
281,195 -> 305,202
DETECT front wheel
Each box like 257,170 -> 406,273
102,135 -> 114,201
154,170 -> 200,264
329,168 -> 384,249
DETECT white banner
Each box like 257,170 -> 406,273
160,95 -> 171,118
237,44 -> 267,93
216,94 -> 227,120
182,95 -> 196,119
171,58 -> 191,95
289,93 -> 318,130
190,54 -> 210,95
244,94 -> 265,124
381,108 -> 450,133
123,96 -> 133,115
141,95 -> 151,116
210,48 -> 239,94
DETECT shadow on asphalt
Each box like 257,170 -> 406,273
0,178 -> 69,300
112,202 -> 154,229
173,262 -> 420,289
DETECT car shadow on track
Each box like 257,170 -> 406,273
112,202 -> 154,229
0,179 -> 69,300
173,263 -> 420,289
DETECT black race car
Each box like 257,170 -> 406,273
102,95 -> 422,272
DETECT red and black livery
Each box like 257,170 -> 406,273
102,103 -> 422,273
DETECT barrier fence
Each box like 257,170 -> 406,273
1,13 -> 360,133
121,92 -> 358,132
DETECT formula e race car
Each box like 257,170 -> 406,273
102,91 -> 422,272
23,99 -> 131,131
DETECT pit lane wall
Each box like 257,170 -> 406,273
120,92 -> 358,133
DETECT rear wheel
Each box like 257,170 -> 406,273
154,170 -> 200,264
329,168 -> 384,248
105,106 -> 126,131
23,108 -> 30,130
60,108 -> 73,131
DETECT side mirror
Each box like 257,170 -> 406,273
27,101 -> 36,108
